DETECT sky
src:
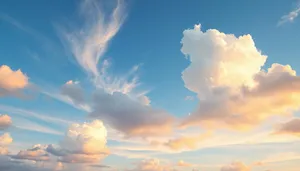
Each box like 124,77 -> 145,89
1,0 -> 300,171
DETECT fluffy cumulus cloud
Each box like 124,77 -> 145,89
275,118 -> 300,136
90,90 -> 174,137
181,24 -> 300,130
221,161 -> 250,171
132,158 -> 175,171
0,114 -> 12,130
0,65 -> 28,97
48,120 -> 109,163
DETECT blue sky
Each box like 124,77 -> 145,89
1,0 -> 300,171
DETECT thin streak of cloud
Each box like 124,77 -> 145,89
0,104 -> 73,126
0,14 -> 60,54
13,119 -> 63,136
278,5 -> 300,26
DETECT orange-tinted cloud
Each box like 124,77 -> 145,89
177,160 -> 193,167
162,132 -> 212,151
0,65 -> 28,97
0,114 -> 12,130
275,118 -> 300,136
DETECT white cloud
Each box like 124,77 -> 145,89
180,25 -> 300,130
181,24 -> 266,96
278,5 -> 300,26
0,114 -> 12,130
57,0 -> 126,77
0,65 -> 29,97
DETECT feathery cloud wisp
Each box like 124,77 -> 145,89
58,0 -> 126,77
278,5 -> 300,26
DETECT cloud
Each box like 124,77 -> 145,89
177,160 -> 193,167
11,144 -> 50,162
180,25 -> 300,130
131,158 -> 175,171
220,161 -> 250,171
0,155 -> 52,171
278,5 -> 300,26
0,133 -> 13,146
0,132 -> 12,155
60,120 -> 108,155
57,0 -> 126,77
184,96 -> 194,101
151,132 -> 212,151
60,80 -> 85,105
164,132 -> 212,151
0,114 -> 12,130
48,120 -> 109,163
0,65 -> 29,97
275,118 -> 300,136
90,90 -> 174,137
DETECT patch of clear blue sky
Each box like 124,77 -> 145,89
1,0 -> 300,146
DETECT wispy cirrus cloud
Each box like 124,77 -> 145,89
278,4 -> 300,26
0,104 -> 73,126
57,0 -> 126,78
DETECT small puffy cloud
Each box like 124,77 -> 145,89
275,118 -> 300,136
132,158 -> 175,171
0,114 -> 12,130
177,160 -> 193,167
11,144 -> 50,162
0,65 -> 28,96
221,161 -> 250,171
0,132 -> 12,155
0,133 -> 13,146
181,25 -> 300,130
90,90 -> 174,137
60,80 -> 85,105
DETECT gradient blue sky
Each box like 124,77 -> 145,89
1,0 -> 300,171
